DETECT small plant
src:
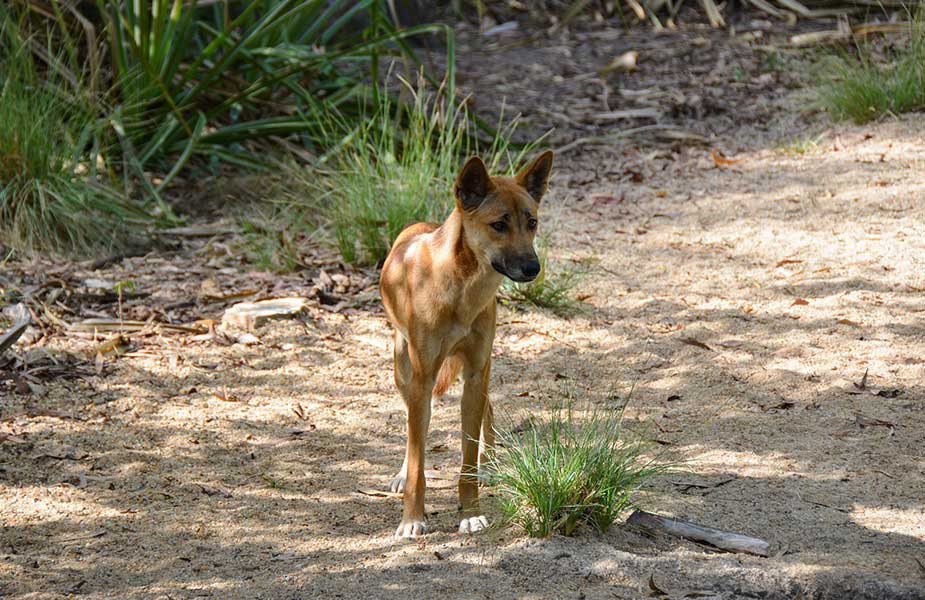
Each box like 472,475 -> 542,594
501,237 -> 582,317
113,280 -> 135,329
777,134 -> 823,155
819,13 -> 925,123
486,403 -> 670,537
237,206 -> 317,273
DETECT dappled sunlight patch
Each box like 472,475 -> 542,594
0,486 -> 123,521
684,448 -> 812,479
851,506 -> 925,539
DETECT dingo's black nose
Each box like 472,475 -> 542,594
522,261 -> 541,279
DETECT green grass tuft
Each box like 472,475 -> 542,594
820,15 -> 925,123
776,133 -> 824,155
237,203 -> 318,273
501,237 -> 583,317
486,402 -> 670,537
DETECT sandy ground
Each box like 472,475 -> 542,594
2,22 -> 925,600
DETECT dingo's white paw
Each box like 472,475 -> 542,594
458,515 -> 489,534
395,519 -> 427,539
388,475 -> 406,494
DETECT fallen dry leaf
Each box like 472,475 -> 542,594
710,148 -> 743,166
648,573 -> 669,597
774,259 -> 803,269
678,336 -> 713,352
791,298 -> 809,306
212,389 -> 241,402
356,488 -> 401,499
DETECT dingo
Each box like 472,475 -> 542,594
379,151 -> 554,538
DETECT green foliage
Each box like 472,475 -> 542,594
820,15 -> 925,123
487,403 -> 669,537
502,237 -> 583,317
2,1 -> 459,255
0,15 -> 152,254
97,0 -> 454,173
309,79 -> 532,266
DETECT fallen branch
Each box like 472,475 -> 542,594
626,510 -> 771,556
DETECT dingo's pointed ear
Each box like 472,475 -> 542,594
516,150 -> 554,202
455,156 -> 493,211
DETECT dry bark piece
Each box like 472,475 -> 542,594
221,297 -> 309,330
627,510 -> 771,557
0,303 -> 31,356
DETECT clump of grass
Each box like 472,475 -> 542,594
777,134 -> 824,155
502,237 -> 583,317
308,75 -> 532,266
820,15 -> 925,123
0,18 -> 148,254
238,206 -> 317,273
224,171 -> 320,272
487,403 -> 670,537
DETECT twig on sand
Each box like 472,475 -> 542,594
627,510 -> 771,556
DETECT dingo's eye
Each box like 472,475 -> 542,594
491,221 -> 507,233
527,218 -> 538,230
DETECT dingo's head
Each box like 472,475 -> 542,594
453,151 -> 553,282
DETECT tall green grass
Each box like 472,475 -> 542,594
4,1 -> 459,254
307,77 -> 532,265
0,16 -> 150,254
487,403 -> 670,537
820,15 -> 925,123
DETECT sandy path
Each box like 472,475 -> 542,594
3,117 -> 924,600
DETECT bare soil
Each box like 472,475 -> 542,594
2,21 -> 925,600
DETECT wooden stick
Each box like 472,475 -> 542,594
627,510 -> 771,557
